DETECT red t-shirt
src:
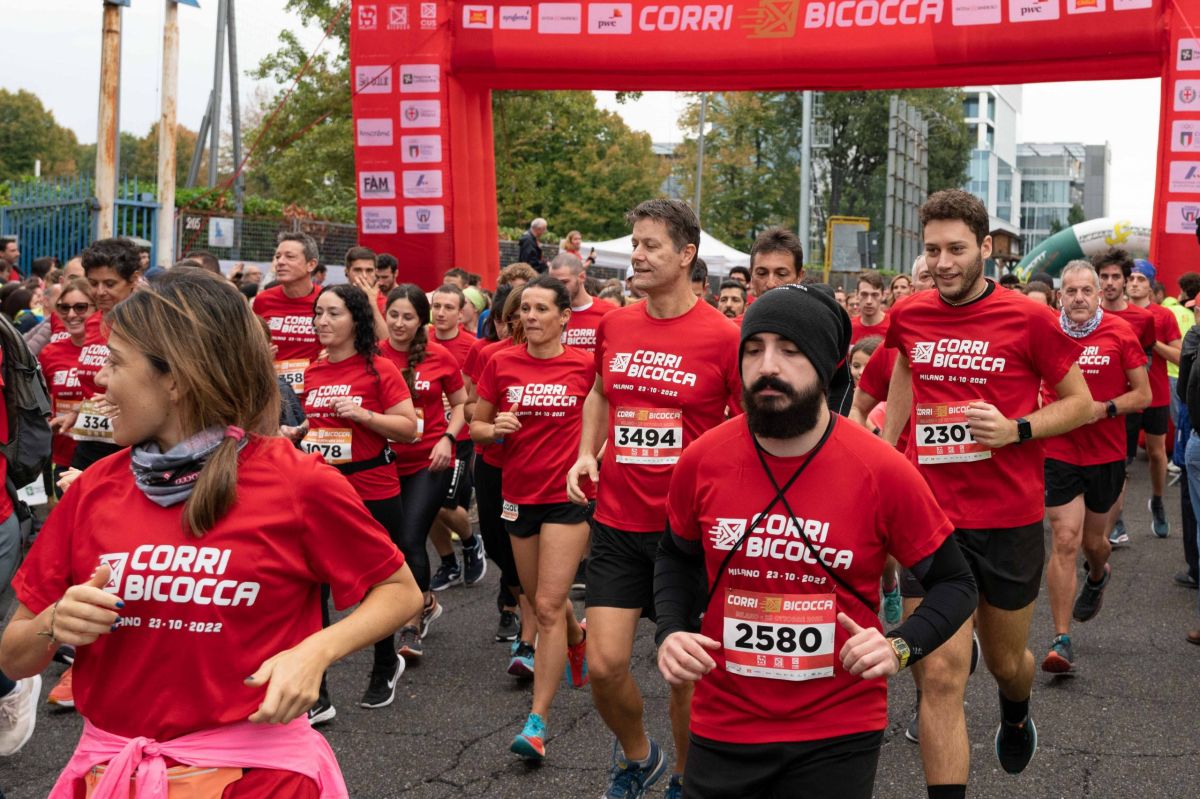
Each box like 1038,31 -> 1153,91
377,340 -> 465,476
1104,303 -> 1156,355
850,314 -> 889,346
476,344 -> 595,505
39,338 -> 85,467
667,416 -> 953,744
76,318 -> 110,399
857,345 -> 911,454
884,281 -> 1082,529
1139,302 -> 1181,408
462,336 -> 492,384
1041,314 -> 1146,466
470,338 -> 517,467
594,300 -> 742,532
562,298 -> 616,354
432,327 -> 476,442
49,312 -> 70,345
301,353 -> 410,500
253,284 -> 321,394
11,437 -> 405,745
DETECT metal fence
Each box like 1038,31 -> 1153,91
174,209 -> 358,266
0,177 -> 160,273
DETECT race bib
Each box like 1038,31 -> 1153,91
71,399 -> 115,442
915,400 -> 991,464
300,428 -> 352,465
722,588 -> 835,682
275,359 -> 310,395
501,500 -> 519,522
613,407 -> 683,465
54,398 -> 82,419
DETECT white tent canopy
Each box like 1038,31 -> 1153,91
581,230 -> 751,277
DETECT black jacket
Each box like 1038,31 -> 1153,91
518,231 -> 547,274
1181,324 -> 1200,433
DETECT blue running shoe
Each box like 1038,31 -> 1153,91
603,737 -> 667,798
511,712 -> 546,761
508,641 -> 535,678
665,773 -> 683,799
995,715 -> 1037,774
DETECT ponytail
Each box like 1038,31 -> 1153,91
184,433 -> 243,537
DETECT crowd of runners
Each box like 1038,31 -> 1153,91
0,188 -> 1195,798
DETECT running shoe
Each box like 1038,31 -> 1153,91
905,703 -> 920,743
1073,563 -> 1111,622
429,558 -> 462,591
882,584 -> 902,626
995,715 -> 1037,774
52,645 -> 75,666
665,773 -> 684,799
0,675 -> 41,756
359,658 -> 405,709
397,626 -> 423,660
603,737 -> 667,799
308,683 -> 335,726
510,712 -> 546,761
420,596 -> 443,639
47,666 -> 74,708
571,559 -> 588,593
565,631 -> 588,688
508,641 -> 535,678
462,537 -> 488,585
1174,570 -> 1199,588
1149,497 -> 1170,538
1108,518 -> 1129,548
495,610 -> 520,643
1041,634 -> 1074,674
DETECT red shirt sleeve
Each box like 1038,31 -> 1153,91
1156,306 -> 1182,344
12,468 -> 80,613
857,346 -> 893,401
1121,326 -> 1149,370
376,358 -> 411,409
297,456 -> 407,609
476,356 -> 499,406
666,437 -> 705,542
442,352 -> 465,395
877,451 -> 955,568
883,304 -> 905,351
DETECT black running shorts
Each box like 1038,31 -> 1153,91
585,522 -> 664,618
899,523 -> 1044,610
682,731 -> 883,799
1044,457 -> 1125,514
1126,405 -> 1169,459
504,501 -> 591,539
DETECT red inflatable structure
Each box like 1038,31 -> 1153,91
350,0 -> 1200,289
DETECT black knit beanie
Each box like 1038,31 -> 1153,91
739,284 -> 851,391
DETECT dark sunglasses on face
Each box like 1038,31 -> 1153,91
56,303 -> 93,316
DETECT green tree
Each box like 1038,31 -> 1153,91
1067,202 -> 1086,226
493,91 -> 664,238
0,89 -> 79,177
673,89 -> 971,258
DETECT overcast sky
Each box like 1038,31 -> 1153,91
2,2 -> 1159,220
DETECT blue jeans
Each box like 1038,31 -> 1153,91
1183,436 -> 1200,614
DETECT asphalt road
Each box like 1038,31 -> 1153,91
1,462 -> 1198,798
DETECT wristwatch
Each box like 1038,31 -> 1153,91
1106,400 -> 1118,419
887,635 -> 911,670
1014,417 -> 1033,445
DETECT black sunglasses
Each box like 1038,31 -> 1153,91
55,303 -> 93,316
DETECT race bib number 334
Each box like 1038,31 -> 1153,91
915,400 -> 991,465
722,588 -> 835,682
613,407 -> 682,465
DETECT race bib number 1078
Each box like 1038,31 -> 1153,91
301,428 -> 352,465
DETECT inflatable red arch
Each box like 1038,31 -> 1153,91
350,0 -> 1200,290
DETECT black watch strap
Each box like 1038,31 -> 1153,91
1106,400 -> 1118,418
1015,417 -> 1033,444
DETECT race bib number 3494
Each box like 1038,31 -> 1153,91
915,400 -> 991,465
613,407 -> 682,465
722,588 -> 835,682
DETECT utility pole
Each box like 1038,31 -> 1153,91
799,90 -> 813,261
227,0 -> 244,258
208,0 -> 229,188
693,94 -> 708,227
157,0 -> 181,266
96,1 -> 122,239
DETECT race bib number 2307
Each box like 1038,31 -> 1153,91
915,400 -> 991,465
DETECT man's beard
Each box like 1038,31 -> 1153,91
743,375 -> 825,440
939,253 -> 985,304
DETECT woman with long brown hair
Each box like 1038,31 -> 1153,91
0,268 -> 421,797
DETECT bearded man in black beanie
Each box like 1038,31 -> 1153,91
653,284 -> 977,799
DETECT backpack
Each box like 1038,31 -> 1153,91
0,312 -> 52,488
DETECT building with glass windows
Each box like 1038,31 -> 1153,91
1016,142 -> 1110,252
961,86 -> 1023,273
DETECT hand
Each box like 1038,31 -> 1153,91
333,398 -> 370,423
837,613 -> 899,680
566,452 -> 599,506
350,272 -> 378,300
428,437 -> 453,472
50,412 -> 78,435
91,395 -> 118,419
56,468 -> 83,493
493,403 -> 522,438
52,565 -> 123,647
280,422 -> 308,444
964,402 -> 1017,448
657,631 -> 720,686
245,640 -> 331,724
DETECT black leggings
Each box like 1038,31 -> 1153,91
473,458 -> 520,598
398,467 -> 451,594
363,494 -> 405,672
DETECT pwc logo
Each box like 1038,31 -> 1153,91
588,3 -> 633,33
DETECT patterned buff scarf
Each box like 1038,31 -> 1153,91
129,426 -> 247,507
1059,307 -> 1103,339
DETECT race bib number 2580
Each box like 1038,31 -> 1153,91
721,588 -> 835,682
